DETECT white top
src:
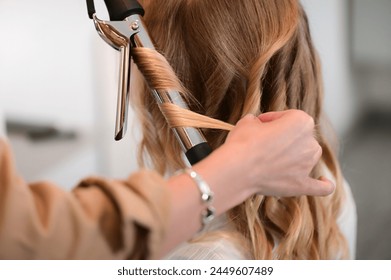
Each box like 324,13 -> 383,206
0,107 -> 6,139
165,167 -> 357,260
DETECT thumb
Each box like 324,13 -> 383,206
303,176 -> 336,197
258,110 -> 287,123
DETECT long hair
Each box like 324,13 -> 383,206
131,0 -> 348,259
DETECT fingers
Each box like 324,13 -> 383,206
303,176 -> 336,196
258,110 -> 315,132
233,114 -> 262,130
235,110 -> 333,198
313,144 -> 323,164
226,114 -> 262,143
258,109 -> 308,122
258,110 -> 288,122
236,114 -> 258,124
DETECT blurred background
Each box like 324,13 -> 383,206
0,0 -> 390,259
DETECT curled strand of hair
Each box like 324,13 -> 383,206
132,48 -> 192,101
159,103 -> 234,131
133,47 -> 234,133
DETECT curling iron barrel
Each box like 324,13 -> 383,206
86,0 -> 212,165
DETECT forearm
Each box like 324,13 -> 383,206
160,145 -> 252,257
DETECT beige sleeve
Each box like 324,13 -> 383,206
0,139 -> 170,260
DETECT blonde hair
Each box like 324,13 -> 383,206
131,0 -> 348,259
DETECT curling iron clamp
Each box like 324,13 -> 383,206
86,0 -> 212,165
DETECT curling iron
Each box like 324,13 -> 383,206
86,0 -> 212,165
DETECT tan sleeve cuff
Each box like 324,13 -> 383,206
76,169 -> 171,259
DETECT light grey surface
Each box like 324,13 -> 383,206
345,0 -> 391,260
340,112 -> 391,260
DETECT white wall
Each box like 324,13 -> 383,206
0,0 -> 139,188
301,0 -> 356,137
0,0 -> 95,128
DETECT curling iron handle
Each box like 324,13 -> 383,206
185,143 -> 212,165
104,0 -> 144,20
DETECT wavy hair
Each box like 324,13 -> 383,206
131,0 -> 348,259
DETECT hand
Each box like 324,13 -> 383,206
221,109 -> 335,197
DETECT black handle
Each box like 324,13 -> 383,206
185,142 -> 212,165
86,0 -> 144,20
104,0 -> 144,20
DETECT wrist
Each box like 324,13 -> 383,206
183,168 -> 215,230
193,145 -> 254,214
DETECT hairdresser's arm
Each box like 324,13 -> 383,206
0,138 -> 171,259
161,109 -> 335,256
0,109 -> 332,259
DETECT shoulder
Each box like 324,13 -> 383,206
337,177 -> 357,259
164,215 -> 251,260
164,237 -> 249,260
321,163 -> 357,259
